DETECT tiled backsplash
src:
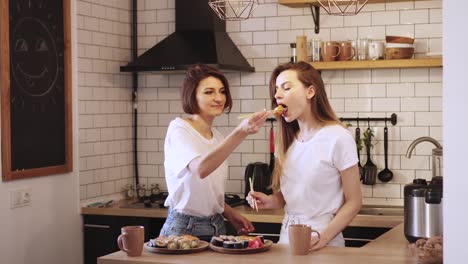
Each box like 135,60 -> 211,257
77,0 -> 443,206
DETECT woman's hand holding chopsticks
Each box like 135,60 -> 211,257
246,191 -> 286,210
248,178 -> 258,211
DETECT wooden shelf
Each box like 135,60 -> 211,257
279,0 -> 424,8
309,57 -> 442,70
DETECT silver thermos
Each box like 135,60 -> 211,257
404,176 -> 443,243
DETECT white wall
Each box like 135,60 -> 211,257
443,0 -> 468,262
0,175 -> 82,264
0,1 -> 82,264
76,0 -> 134,200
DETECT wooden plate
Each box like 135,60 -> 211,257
209,239 -> 273,254
144,241 -> 209,254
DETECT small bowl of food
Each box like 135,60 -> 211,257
408,236 -> 443,264
385,47 -> 414,59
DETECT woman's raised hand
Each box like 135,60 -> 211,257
239,110 -> 269,135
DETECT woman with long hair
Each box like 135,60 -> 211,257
248,62 -> 362,250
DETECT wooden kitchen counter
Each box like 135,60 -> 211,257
82,200 -> 403,228
97,224 -> 416,264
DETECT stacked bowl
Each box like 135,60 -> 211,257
385,36 -> 414,59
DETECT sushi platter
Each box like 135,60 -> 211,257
144,235 -> 209,254
209,235 -> 273,254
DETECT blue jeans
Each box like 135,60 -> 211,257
159,209 -> 226,242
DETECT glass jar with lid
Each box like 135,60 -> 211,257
122,184 -> 134,200
136,184 -> 146,199
151,183 -> 161,197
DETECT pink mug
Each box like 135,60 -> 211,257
338,41 -> 355,61
288,224 -> 321,255
321,41 -> 340,61
117,226 -> 144,257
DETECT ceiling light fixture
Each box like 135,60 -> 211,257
317,0 -> 369,16
208,0 -> 258,21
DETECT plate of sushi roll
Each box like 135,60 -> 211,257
144,235 -> 209,254
209,235 -> 273,254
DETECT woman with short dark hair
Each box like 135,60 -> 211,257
161,64 -> 269,240
181,64 -> 232,114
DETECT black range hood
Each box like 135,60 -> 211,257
120,0 -> 254,72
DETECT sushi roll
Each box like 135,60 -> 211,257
232,241 -> 243,249
155,239 -> 168,248
241,240 -> 249,248
167,241 -> 178,250
148,239 -> 156,247
190,239 -> 199,248
256,235 -> 265,244
223,241 -> 234,249
211,236 -> 224,247
179,239 -> 191,249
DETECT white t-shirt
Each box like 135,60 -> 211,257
163,117 -> 227,217
281,124 -> 358,219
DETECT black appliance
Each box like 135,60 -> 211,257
244,162 -> 272,203
120,0 -> 254,72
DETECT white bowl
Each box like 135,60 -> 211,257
385,43 -> 414,48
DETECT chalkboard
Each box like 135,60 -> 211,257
1,0 -> 72,181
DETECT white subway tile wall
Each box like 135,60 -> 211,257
77,0 -> 443,207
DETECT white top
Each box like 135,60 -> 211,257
164,117 -> 227,217
281,124 -> 358,219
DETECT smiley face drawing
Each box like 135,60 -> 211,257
11,16 -> 59,97
9,0 -> 64,112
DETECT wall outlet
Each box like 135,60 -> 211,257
10,188 -> 31,209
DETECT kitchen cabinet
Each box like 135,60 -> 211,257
343,226 -> 391,247
83,215 -> 165,264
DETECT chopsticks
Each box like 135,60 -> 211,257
248,177 -> 258,212
238,111 -> 270,120
237,106 -> 285,119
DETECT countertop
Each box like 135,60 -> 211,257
97,223 -> 416,264
82,199 -> 403,228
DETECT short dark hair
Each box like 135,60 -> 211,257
181,64 -> 232,114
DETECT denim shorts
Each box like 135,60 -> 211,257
159,209 -> 226,242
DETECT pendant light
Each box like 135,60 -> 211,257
317,0 -> 369,16
208,0 -> 258,21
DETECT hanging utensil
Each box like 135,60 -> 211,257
378,120 -> 394,182
355,120 -> 365,181
363,119 -> 377,185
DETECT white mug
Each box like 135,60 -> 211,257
368,41 -> 385,60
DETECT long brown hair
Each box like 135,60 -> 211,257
269,62 -> 341,192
